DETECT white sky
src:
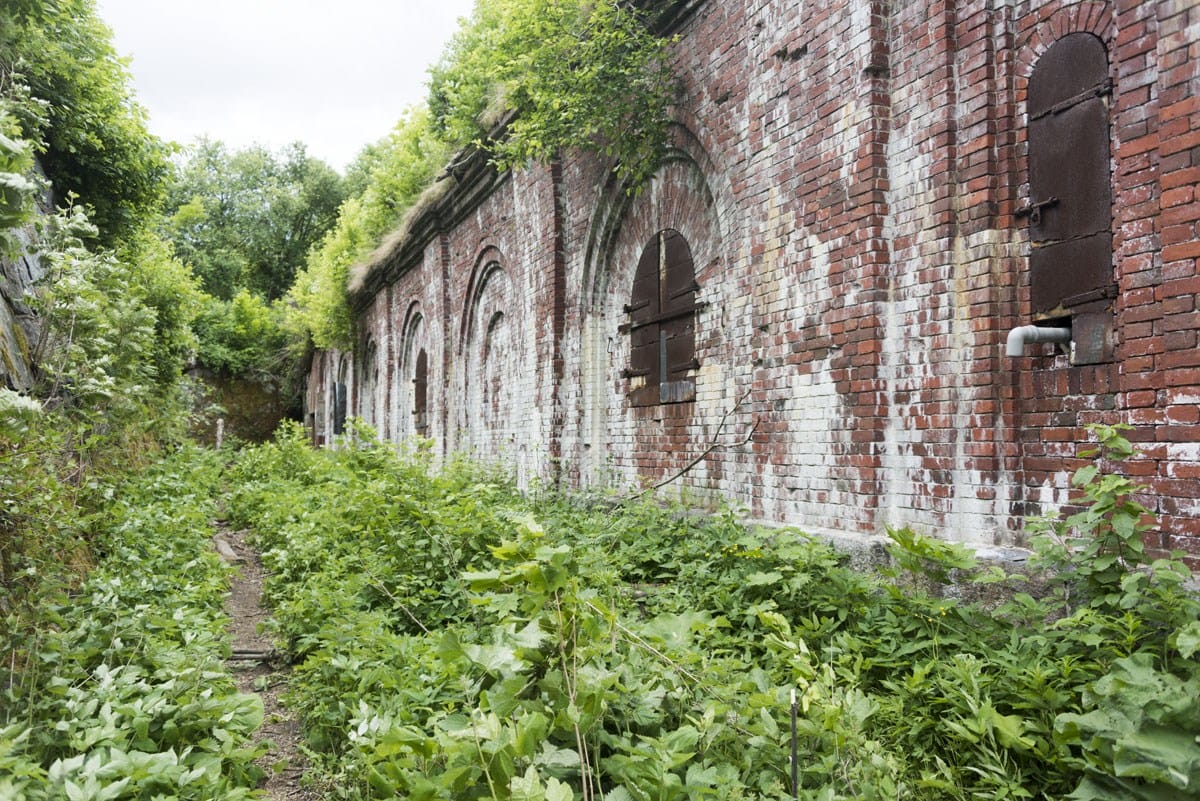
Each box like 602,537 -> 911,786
94,0 -> 478,171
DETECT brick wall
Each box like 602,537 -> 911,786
308,0 -> 1200,561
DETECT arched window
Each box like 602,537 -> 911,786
1025,33 -> 1113,319
413,348 -> 429,436
624,229 -> 699,406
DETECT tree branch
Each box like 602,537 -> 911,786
625,387 -> 756,502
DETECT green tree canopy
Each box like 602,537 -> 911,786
0,0 -> 170,246
162,138 -> 346,301
429,0 -> 676,187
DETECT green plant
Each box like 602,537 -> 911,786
0,102 -> 40,259
222,425 -> 1198,801
1,0 -> 170,245
1056,653 -> 1200,800
161,138 -> 346,302
1,450 -> 267,801
192,289 -> 288,377
428,0 -> 677,188
1028,425 -> 1159,609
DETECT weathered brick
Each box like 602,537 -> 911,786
301,0 -> 1200,558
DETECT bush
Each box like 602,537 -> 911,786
225,425 -> 1199,800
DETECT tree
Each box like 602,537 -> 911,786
162,139 -> 346,301
0,0 -> 170,246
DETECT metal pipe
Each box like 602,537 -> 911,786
1005,325 -> 1071,357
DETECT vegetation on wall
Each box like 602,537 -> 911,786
0,0 -> 203,626
285,106 -> 451,351
428,0 -> 676,187
285,0 -> 677,351
0,103 -> 40,259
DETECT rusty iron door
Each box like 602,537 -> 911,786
1025,33 -> 1113,315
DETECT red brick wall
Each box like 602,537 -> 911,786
308,0 -> 1200,560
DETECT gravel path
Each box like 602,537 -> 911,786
217,526 -> 322,801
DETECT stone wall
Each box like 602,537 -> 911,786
0,178 -> 49,392
309,0 -> 1200,561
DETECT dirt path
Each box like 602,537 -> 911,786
216,526 -> 321,801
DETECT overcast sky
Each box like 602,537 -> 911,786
94,0 -> 478,171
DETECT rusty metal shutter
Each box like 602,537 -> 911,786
625,229 -> 698,406
1025,33 -> 1113,315
333,383 -> 347,436
628,238 -> 659,406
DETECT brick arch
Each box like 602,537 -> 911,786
398,301 -> 428,439
333,353 -> 350,437
358,335 -> 381,429
456,246 -> 520,457
459,245 -> 507,355
582,122 -> 729,309
1015,3 -> 1114,84
578,120 -> 737,491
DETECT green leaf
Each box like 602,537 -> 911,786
1112,725 -> 1200,788
1175,621 -> 1200,659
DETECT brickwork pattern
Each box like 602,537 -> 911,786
306,0 -> 1200,560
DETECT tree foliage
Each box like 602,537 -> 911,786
162,138 -> 346,301
285,107 -> 451,350
0,0 -> 170,246
429,0 -> 676,187
192,289 -> 288,378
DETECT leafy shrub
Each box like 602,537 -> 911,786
192,289 -> 288,377
226,425 -> 1199,801
0,101 -> 40,259
0,449 -> 266,801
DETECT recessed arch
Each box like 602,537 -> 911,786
399,301 -> 429,438
460,246 -> 507,355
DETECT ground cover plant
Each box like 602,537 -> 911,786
228,423 -> 1200,801
1,449 -> 266,801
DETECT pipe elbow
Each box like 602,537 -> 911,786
1006,325 -> 1071,358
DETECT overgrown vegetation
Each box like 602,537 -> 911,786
1,450 -> 266,801
1,0 -> 202,635
428,0 -> 675,187
228,423 -> 1200,801
0,0 -> 170,246
6,3 -> 1195,800
286,0 -> 676,350
285,107 -> 452,351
